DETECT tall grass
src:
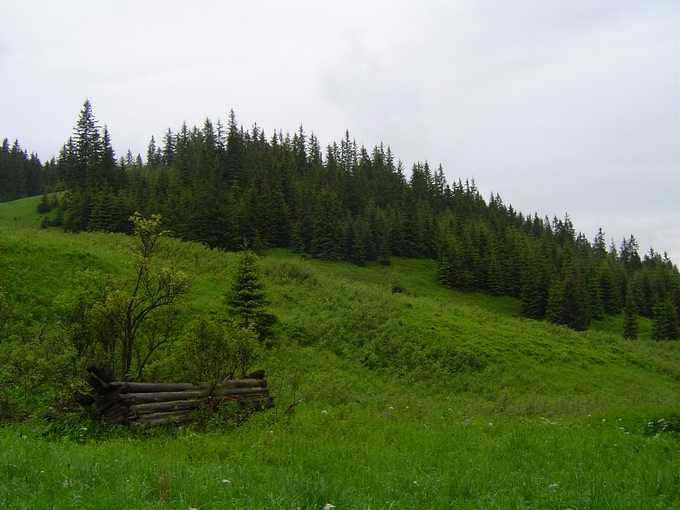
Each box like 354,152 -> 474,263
0,197 -> 678,508
2,404 -> 678,509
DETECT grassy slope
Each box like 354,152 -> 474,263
261,251 -> 679,414
1,196 -> 679,509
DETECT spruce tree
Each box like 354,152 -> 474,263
546,266 -> 591,331
224,109 -> 245,187
520,241 -> 552,319
347,215 -> 370,266
622,288 -> 639,339
147,136 -> 160,168
226,248 -> 275,337
562,268 -> 591,331
36,192 -> 51,214
486,248 -> 504,295
652,298 -> 680,340
546,277 -> 566,325
311,188 -> 344,261
74,99 -> 103,187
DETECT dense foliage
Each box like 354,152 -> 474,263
0,138 -> 43,202
4,100 -> 680,337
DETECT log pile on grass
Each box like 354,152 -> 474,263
78,365 -> 274,427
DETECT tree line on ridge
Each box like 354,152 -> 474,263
2,100 -> 679,339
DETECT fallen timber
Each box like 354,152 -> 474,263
79,365 -> 274,427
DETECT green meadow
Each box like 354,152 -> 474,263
0,196 -> 678,509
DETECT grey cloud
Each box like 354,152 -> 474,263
0,0 -> 677,262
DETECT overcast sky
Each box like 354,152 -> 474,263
2,0 -> 678,263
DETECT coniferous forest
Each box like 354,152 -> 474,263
2,100 -> 679,338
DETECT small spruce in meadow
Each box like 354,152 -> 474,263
226,248 -> 276,338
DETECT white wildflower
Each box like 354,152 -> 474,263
548,483 -> 558,490
488,422 -> 493,427
221,479 -> 231,485
321,410 -> 328,415
323,504 -> 336,510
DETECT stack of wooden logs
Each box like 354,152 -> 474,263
79,365 -> 274,427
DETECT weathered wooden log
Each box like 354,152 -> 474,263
97,379 -> 266,394
104,406 -> 137,425
216,379 -> 268,389
101,402 -> 133,420
112,382 -> 198,393
94,387 -> 127,413
87,364 -> 117,384
119,390 -> 208,404
79,367 -> 274,427
131,399 -> 205,415
119,387 -> 270,405
128,393 -> 273,416
86,373 -> 110,395
112,378 -> 267,393
133,411 -> 194,427
92,388 -> 270,414
100,381 -> 128,393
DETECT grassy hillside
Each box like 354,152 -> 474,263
1,196 -> 679,508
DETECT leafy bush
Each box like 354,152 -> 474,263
264,260 -> 317,284
193,399 -> 256,431
167,315 -> 262,384
0,328 -> 81,421
391,278 -> 407,294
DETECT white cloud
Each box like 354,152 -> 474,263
0,0 -> 677,262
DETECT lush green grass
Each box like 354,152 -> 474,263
0,195 -> 46,229
1,342 -> 679,509
259,251 -> 679,416
0,196 -> 679,508
2,392 -> 679,509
